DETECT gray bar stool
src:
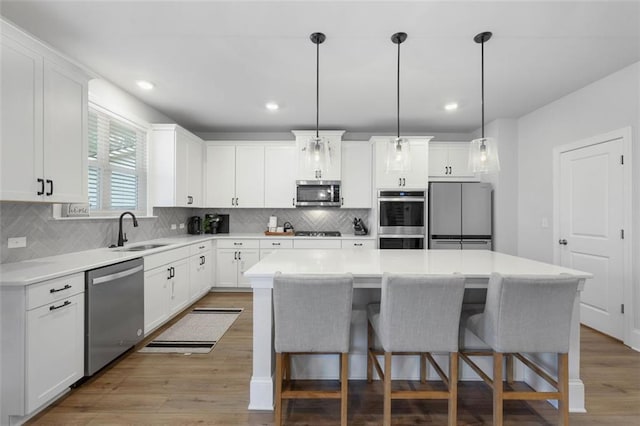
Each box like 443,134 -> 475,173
273,272 -> 354,426
367,273 -> 466,426
459,273 -> 580,426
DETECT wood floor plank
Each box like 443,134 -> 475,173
26,292 -> 640,425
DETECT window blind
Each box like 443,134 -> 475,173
87,105 -> 147,215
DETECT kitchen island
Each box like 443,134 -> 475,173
244,249 -> 591,413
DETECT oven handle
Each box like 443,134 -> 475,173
91,265 -> 144,285
378,197 -> 425,202
378,235 -> 425,239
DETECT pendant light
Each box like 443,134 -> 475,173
386,32 -> 410,173
304,32 -> 331,175
468,31 -> 500,174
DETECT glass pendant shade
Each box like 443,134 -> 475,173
386,137 -> 411,173
305,136 -> 331,171
468,137 -> 500,174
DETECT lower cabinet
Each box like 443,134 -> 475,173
190,242 -> 213,300
342,239 -> 376,249
1,273 -> 85,424
143,246 -> 190,335
216,239 -> 260,288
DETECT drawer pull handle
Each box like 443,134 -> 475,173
50,284 -> 72,293
199,245 -> 205,249
49,300 -> 71,311
273,243 -> 280,246
234,242 -> 242,246
355,243 -> 363,246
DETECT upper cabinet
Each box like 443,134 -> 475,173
150,124 -> 204,207
373,136 -> 432,189
206,144 -> 265,208
264,145 -> 297,208
428,141 -> 477,180
293,130 -> 344,181
1,24 -> 88,203
341,141 -> 372,208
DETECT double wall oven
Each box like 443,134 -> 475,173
377,190 -> 425,249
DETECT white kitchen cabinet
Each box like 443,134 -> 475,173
341,141 -> 373,208
150,124 -> 204,207
373,136 -> 432,189
1,28 -> 88,203
293,130 -> 344,181
215,240 -> 260,287
143,246 -> 191,334
265,145 -> 297,208
342,239 -> 376,249
190,242 -> 213,301
259,239 -> 294,260
428,141 -> 477,180
1,273 -> 85,423
205,144 -> 265,208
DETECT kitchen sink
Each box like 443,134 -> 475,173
114,243 -> 169,252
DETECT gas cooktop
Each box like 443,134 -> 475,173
294,231 -> 341,237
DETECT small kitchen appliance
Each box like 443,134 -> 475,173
204,214 -> 229,234
187,216 -> 202,234
296,180 -> 341,207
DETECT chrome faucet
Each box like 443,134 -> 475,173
117,211 -> 139,247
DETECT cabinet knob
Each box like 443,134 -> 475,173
559,239 -> 568,245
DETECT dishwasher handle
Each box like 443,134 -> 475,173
91,264 -> 144,286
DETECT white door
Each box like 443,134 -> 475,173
206,145 -> 235,207
403,140 -> 429,188
186,136 -> 203,207
428,143 -> 449,177
144,267 -> 171,333
174,134 -> 189,207
237,249 -> 260,288
559,138 -> 625,339
235,146 -> 265,207
341,141 -> 372,208
264,145 -> 296,208
216,249 -> 239,287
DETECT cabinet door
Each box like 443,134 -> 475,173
26,293 -> 84,413
43,60 -> 87,203
341,141 -> 372,208
174,133 -> 189,207
265,145 -> 296,208
428,143 -> 450,177
237,249 -> 260,288
169,259 -> 190,315
235,146 -> 265,207
1,36 -> 43,201
447,144 -> 474,178
205,145 -> 235,207
216,249 -> 239,287
186,136 -> 203,207
375,138 -> 403,188
199,250 -> 213,294
403,140 -> 429,188
144,267 -> 171,334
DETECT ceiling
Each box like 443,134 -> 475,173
2,1 -> 639,135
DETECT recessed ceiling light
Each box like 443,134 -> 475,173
136,80 -> 155,90
265,102 -> 279,111
444,102 -> 458,111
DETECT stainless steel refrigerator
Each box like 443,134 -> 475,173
428,182 -> 493,250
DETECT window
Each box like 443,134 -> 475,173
88,103 -> 148,215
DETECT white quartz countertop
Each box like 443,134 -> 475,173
0,233 -> 375,287
245,249 -> 593,288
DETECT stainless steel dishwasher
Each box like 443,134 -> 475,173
85,258 -> 144,376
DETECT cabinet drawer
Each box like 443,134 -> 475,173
190,241 -> 211,256
26,273 -> 84,310
144,246 -> 191,270
342,239 -> 376,249
259,239 -> 293,249
293,240 -> 342,249
217,239 -> 259,249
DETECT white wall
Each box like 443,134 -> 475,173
517,61 -> 640,343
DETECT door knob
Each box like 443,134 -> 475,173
559,239 -> 568,245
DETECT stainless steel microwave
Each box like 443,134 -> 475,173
296,180 -> 341,207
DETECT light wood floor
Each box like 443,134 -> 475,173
28,292 -> 640,425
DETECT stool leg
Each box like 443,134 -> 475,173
367,321 -> 373,383
506,354 -> 514,385
449,352 -> 458,426
341,352 -> 349,426
493,352 -> 504,426
558,353 -> 569,426
275,352 -> 283,426
420,353 -> 427,383
384,352 -> 392,426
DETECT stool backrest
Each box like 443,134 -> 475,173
273,272 -> 354,353
483,273 -> 580,353
379,273 -> 466,352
